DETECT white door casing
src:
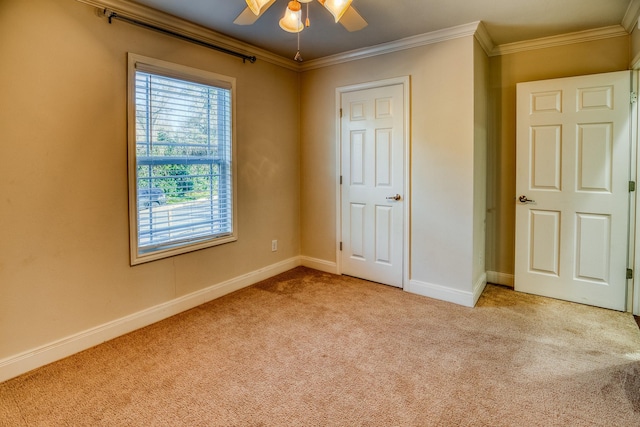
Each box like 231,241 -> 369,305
515,71 -> 631,311
339,79 -> 408,288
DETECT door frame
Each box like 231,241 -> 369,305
632,68 -> 640,316
335,76 -> 411,288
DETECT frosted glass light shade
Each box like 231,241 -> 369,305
279,1 -> 304,33
246,0 -> 273,15
319,0 -> 352,22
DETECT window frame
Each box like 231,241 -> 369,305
127,53 -> 238,265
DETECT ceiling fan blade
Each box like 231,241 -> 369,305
233,7 -> 259,25
339,6 -> 368,32
233,1 -> 276,25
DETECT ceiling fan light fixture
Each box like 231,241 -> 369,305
318,0 -> 352,23
279,1 -> 304,33
246,0 -> 273,16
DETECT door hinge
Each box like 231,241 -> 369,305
630,181 -> 636,192
632,92 -> 638,104
340,175 -> 343,185
339,242 -> 342,251
340,108 -> 343,118
627,268 -> 633,279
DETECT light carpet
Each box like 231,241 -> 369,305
1,267 -> 639,426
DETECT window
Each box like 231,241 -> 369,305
128,54 -> 237,264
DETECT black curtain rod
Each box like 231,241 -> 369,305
105,10 -> 257,64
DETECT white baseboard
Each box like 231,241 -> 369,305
0,257 -> 301,384
472,273 -> 488,306
300,256 -> 338,274
406,279 -> 478,307
486,271 -> 514,287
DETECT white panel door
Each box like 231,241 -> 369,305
341,83 -> 405,288
515,71 -> 630,311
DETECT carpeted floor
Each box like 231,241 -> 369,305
1,267 -> 640,426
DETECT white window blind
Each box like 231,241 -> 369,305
128,54 -> 236,264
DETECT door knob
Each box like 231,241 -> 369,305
518,195 -> 535,203
386,194 -> 401,201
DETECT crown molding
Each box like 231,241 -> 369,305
75,0 -> 299,71
74,0 -> 633,70
473,21 -> 495,56
491,25 -> 629,57
622,0 -> 640,32
300,21 -> 483,71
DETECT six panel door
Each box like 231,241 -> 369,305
515,71 -> 630,311
341,83 -> 405,288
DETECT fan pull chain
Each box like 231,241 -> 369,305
294,30 -> 303,62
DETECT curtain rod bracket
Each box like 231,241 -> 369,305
103,9 -> 256,64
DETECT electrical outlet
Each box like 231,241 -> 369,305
271,239 -> 278,252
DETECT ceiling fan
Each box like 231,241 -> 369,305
233,0 -> 368,33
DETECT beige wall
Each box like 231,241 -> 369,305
486,36 -> 630,280
473,38 -> 489,286
632,25 -> 640,66
301,36 -> 483,296
0,0 -> 300,359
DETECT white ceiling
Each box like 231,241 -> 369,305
130,0 -> 637,61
